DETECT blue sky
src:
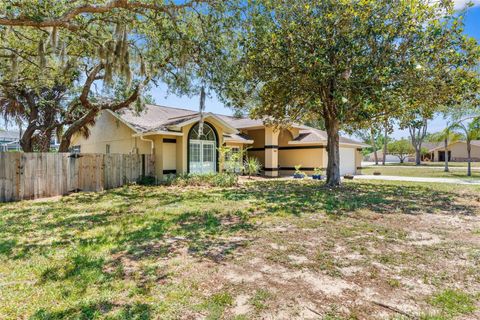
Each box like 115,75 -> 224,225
150,2 -> 480,139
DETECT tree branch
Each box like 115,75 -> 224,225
0,0 -> 206,30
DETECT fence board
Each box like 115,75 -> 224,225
0,152 -> 152,202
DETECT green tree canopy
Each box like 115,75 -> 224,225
0,1 -> 234,151
219,0 -> 479,186
387,139 -> 414,163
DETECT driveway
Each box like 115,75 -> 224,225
355,175 -> 480,185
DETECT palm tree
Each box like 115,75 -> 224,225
429,127 -> 462,172
451,117 -> 480,176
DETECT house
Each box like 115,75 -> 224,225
0,131 -> 21,151
364,151 -> 401,163
427,140 -> 480,162
0,130 -> 60,152
71,104 -> 367,179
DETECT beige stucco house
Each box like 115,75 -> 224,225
427,140 -> 480,162
71,104 -> 366,180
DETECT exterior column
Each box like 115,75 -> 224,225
355,148 -> 362,175
154,136 -> 163,181
264,127 -> 279,177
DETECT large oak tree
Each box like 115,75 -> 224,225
0,0 -> 233,151
220,0 -> 478,186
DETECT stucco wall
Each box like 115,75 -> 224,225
71,111 -> 151,154
247,129 -> 265,148
278,129 -> 293,146
245,129 -> 265,166
278,148 -> 324,170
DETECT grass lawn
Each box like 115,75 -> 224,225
362,166 -> 480,179
1,180 -> 479,319
381,162 -> 480,168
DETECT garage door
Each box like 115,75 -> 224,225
339,147 -> 356,176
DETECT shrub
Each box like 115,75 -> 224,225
137,175 -> 156,186
294,164 -> 306,178
166,173 -> 238,187
244,157 -> 261,178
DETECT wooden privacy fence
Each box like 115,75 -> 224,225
0,152 -> 154,202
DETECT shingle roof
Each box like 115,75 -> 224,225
116,104 -> 196,132
224,132 -> 254,144
113,104 -> 365,147
423,142 -> 444,151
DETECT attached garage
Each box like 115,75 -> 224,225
339,147 -> 356,175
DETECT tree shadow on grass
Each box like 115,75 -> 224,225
0,185 -> 228,260
114,209 -> 253,264
222,181 -> 477,216
31,301 -> 151,320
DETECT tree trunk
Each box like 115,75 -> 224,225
382,125 -> 387,166
467,142 -> 472,177
444,138 -> 449,172
325,117 -> 341,187
415,147 -> 421,166
19,124 -> 36,152
58,109 -> 97,152
370,128 -> 378,165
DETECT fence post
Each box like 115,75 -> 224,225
15,152 -> 22,201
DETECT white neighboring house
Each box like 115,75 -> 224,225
364,151 -> 401,163
0,131 -> 21,151
0,130 -> 60,152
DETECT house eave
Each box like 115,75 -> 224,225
224,139 -> 254,144
132,131 -> 184,137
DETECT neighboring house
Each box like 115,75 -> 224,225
0,131 -> 21,151
364,151 -> 400,163
427,140 -> 480,162
0,130 -> 60,152
71,104 -> 367,179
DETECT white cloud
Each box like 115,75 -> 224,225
453,0 -> 480,10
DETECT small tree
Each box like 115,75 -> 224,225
387,139 -> 414,163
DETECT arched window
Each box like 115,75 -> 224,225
189,123 -> 216,141
188,123 -> 218,174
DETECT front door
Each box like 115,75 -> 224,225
189,140 -> 216,174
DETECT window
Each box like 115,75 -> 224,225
189,123 -> 215,141
188,123 -> 217,174
203,144 -> 214,162
225,147 -> 240,161
106,144 -> 111,154
190,143 -> 201,162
